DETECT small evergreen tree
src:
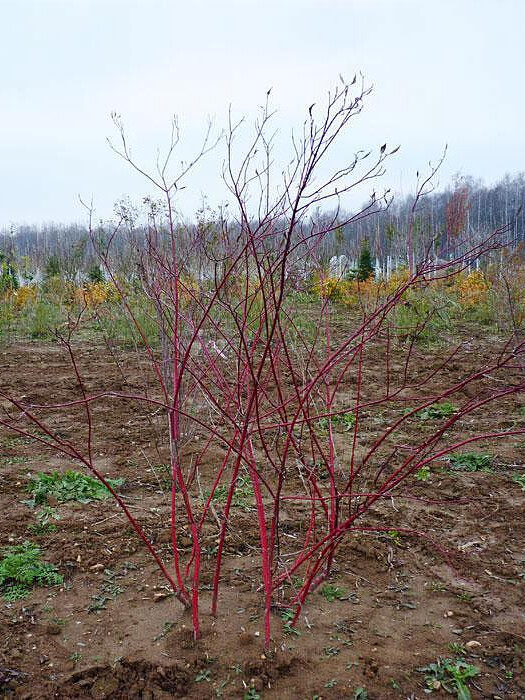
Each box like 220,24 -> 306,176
88,263 -> 104,284
357,240 -> 374,281
44,255 -> 61,279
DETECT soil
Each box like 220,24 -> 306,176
1,338 -> 524,699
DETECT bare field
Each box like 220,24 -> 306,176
1,338 -> 525,699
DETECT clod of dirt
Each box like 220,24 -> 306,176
90,674 -> 120,699
166,625 -> 197,650
238,631 -> 254,646
69,658 -> 193,698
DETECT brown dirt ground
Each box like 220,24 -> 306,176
0,338 -> 524,699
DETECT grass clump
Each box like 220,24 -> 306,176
26,470 -> 124,506
0,541 -> 63,601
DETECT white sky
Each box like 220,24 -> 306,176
1,0 -> 524,226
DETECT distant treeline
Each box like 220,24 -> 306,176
347,172 -> 525,262
1,172 -> 524,279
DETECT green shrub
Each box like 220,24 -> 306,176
22,300 -> 64,339
93,294 -> 160,348
395,288 -> 456,346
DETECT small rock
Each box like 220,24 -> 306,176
466,640 -> 482,649
444,610 -> 454,618
90,563 -> 105,572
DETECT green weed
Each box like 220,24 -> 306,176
87,569 -> 124,613
153,621 -> 175,642
26,470 -> 124,506
317,411 -> 356,433
27,505 -> 60,535
417,402 -> 457,421
195,669 -> 211,682
280,608 -> 300,636
207,474 -> 254,511
244,688 -> 260,700
415,465 -> 431,481
323,646 -> 340,657
512,473 -> 525,490
320,584 -> 347,602
50,616 -> 66,627
87,594 -> 109,613
353,689 -> 368,700
0,541 -> 63,600
93,294 -> 160,349
419,657 -> 479,699
387,529 -> 402,546
448,453 -> 493,473
2,436 -> 32,448
428,581 -> 447,593
0,455 -> 29,466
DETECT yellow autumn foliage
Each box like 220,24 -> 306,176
14,285 -> 38,309
311,275 -> 378,307
378,268 -> 411,296
74,282 -> 120,307
455,270 -> 490,307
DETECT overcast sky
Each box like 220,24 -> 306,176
1,0 -> 524,227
